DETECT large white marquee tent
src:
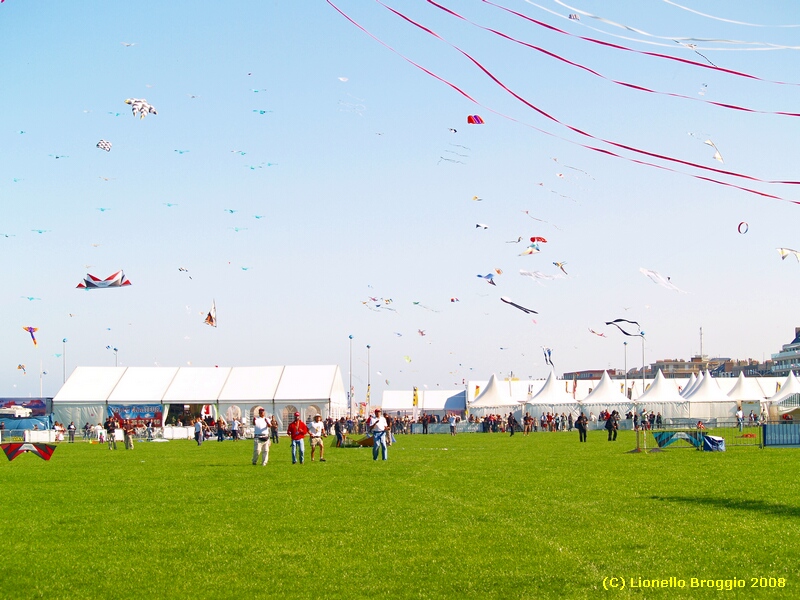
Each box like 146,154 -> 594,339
52,365 -> 348,428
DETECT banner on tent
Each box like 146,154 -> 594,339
108,404 -> 162,425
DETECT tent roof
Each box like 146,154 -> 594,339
218,366 -> 285,401
529,370 -> 574,404
162,367 -> 232,402
680,372 -> 698,397
107,367 -> 179,403
274,365 -> 341,401
53,367 -> 127,402
381,390 -> 414,412
767,370 -> 800,404
726,372 -> 768,402
684,371 -> 730,402
638,369 -> 684,403
581,371 -> 630,405
470,374 -> 516,408
419,390 -> 466,411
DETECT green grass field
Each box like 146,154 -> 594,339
1,430 -> 798,599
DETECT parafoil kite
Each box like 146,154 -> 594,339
467,115 -> 484,124
124,98 -> 158,119
23,326 -> 38,347
530,236 -> 548,243
500,296 -> 538,314
76,271 -> 131,289
96,139 -> 112,152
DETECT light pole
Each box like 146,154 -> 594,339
348,335 -> 353,416
62,338 -> 67,383
106,345 -> 118,367
623,341 -> 628,400
366,344 -> 371,411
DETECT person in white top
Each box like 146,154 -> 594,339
252,408 -> 271,466
309,414 -> 327,462
366,408 -> 388,461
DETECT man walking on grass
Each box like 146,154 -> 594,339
366,408 -> 388,461
287,412 -> 309,464
309,414 -> 327,462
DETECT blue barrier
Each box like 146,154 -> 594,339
762,424 -> 800,447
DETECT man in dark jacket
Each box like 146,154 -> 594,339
605,410 -> 618,441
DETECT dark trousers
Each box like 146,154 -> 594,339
579,429 -> 587,442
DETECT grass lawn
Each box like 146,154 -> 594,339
1,429 -> 798,599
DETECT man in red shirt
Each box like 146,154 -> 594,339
287,412 -> 309,464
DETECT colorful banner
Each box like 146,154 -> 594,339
107,404 -> 162,426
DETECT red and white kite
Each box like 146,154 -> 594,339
76,270 -> 132,289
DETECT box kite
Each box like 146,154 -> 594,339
76,270 -> 132,289
467,115 -> 484,124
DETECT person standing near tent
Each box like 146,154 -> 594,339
83,422 -> 92,441
605,411 -> 619,441
231,417 -> 240,441
309,414 -> 326,462
124,421 -> 135,450
507,412 -> 517,437
334,417 -> 346,447
736,406 -> 744,431
287,412 -> 309,464
194,417 -> 203,446
106,417 -> 117,450
67,421 -> 76,443
252,408 -> 271,466
270,415 -> 279,444
367,408 -> 388,461
576,412 -> 588,443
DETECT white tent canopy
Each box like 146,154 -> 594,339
469,374 -> 517,416
636,369 -> 690,420
680,372 -> 699,397
767,371 -> 800,416
525,370 -> 579,417
580,371 -> 633,415
53,365 -> 348,428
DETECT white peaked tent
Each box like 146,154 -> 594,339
525,370 -> 579,417
637,369 -> 690,420
680,372 -> 700,397
685,370 -> 737,418
469,374 -> 517,416
727,372 -> 768,418
580,371 -> 633,415
767,371 -> 800,416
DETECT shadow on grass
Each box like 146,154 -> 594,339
650,495 -> 800,518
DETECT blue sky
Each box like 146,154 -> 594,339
2,0 -> 799,399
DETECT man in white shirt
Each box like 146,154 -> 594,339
366,408 -> 388,461
736,407 -> 744,432
309,414 -> 327,462
252,408 -> 271,466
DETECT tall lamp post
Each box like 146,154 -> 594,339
348,335 -> 353,416
366,344 -> 371,411
623,341 -> 628,400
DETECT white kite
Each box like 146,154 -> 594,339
639,268 -> 687,293
124,98 -> 158,119
777,248 -> 800,262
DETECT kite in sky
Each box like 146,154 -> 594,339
412,301 -> 439,312
418,329 -> 426,336
506,236 -> 522,243
477,273 -> 496,286
21,296 -> 41,301
204,300 -> 217,327
530,236 -> 548,243
553,262 -> 568,275
17,364 -> 26,375
467,115 -> 484,124
520,269 -> 558,281
124,98 -> 157,119
1,443 -> 57,462
475,223 -> 489,229
542,347 -> 554,368
777,248 -> 800,262
737,222 -> 749,234
704,139 -> 724,163
500,296 -> 538,314
96,139 -> 112,152
23,326 -> 38,347
76,270 -> 131,289
588,328 -> 607,338
639,268 -> 686,292
605,318 -> 643,337
520,244 -> 541,256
